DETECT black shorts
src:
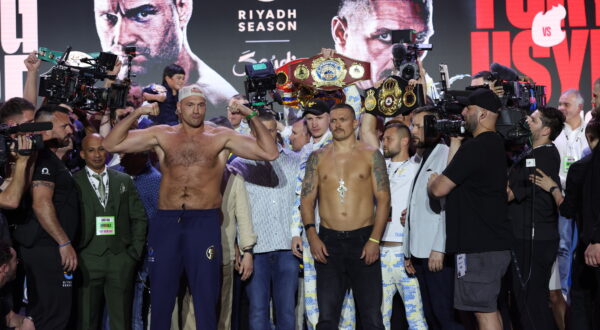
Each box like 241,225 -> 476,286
454,250 -> 510,313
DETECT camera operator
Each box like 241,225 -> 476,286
0,136 -> 33,212
470,71 -> 504,97
506,107 -> 565,329
0,98 -> 37,230
0,98 -> 35,127
13,105 -> 79,330
428,88 -> 512,330
401,105 -> 465,329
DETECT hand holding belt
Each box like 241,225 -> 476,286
363,75 -> 424,117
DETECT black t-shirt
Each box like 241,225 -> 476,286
150,82 -> 178,125
443,131 -> 511,253
508,144 -> 561,241
559,155 -> 590,234
16,148 -> 80,246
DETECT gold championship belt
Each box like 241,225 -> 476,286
278,53 -> 371,91
363,76 -> 424,117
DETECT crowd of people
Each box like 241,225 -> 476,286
0,48 -> 598,330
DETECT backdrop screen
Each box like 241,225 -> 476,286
1,0 -> 598,116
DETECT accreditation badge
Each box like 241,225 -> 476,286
456,254 -> 467,278
562,156 -> 576,173
96,216 -> 116,236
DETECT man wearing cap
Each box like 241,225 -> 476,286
103,85 -> 279,330
428,88 -> 512,330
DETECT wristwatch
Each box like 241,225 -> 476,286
549,186 -> 560,194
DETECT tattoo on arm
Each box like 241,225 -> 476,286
372,151 -> 390,193
301,152 -> 319,198
31,181 -> 55,189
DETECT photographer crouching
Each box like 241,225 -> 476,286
428,88 -> 512,330
506,107 -> 564,329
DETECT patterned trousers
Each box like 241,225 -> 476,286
381,246 -> 427,330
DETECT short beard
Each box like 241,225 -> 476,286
415,140 -> 427,149
383,150 -> 398,158
465,115 -> 478,133
58,137 -> 72,148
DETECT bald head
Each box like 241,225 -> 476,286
81,133 -> 107,172
559,89 -> 584,126
82,133 -> 103,149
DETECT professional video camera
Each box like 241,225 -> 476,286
38,46 -> 135,111
244,61 -> 283,120
0,122 -> 52,166
363,30 -> 429,118
423,64 -> 468,138
391,30 -> 432,81
424,64 -> 546,144
487,63 -> 546,143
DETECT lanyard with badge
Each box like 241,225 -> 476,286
388,160 -> 409,179
562,126 -> 584,174
86,170 -> 116,236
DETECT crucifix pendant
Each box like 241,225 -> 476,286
336,179 -> 348,203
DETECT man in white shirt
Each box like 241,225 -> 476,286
380,122 -> 426,329
554,89 -> 589,301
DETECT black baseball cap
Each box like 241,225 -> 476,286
301,100 -> 330,117
458,87 -> 503,113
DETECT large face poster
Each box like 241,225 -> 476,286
1,0 -> 598,117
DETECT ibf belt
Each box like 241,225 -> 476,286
279,53 -> 371,91
363,76 -> 424,117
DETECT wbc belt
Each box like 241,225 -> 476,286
363,76 -> 424,117
276,58 -> 307,107
277,53 -> 371,91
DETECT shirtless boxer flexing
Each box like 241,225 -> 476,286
103,85 -> 278,330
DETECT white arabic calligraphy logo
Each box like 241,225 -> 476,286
232,50 -> 298,77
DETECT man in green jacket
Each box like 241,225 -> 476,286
74,133 -> 147,330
